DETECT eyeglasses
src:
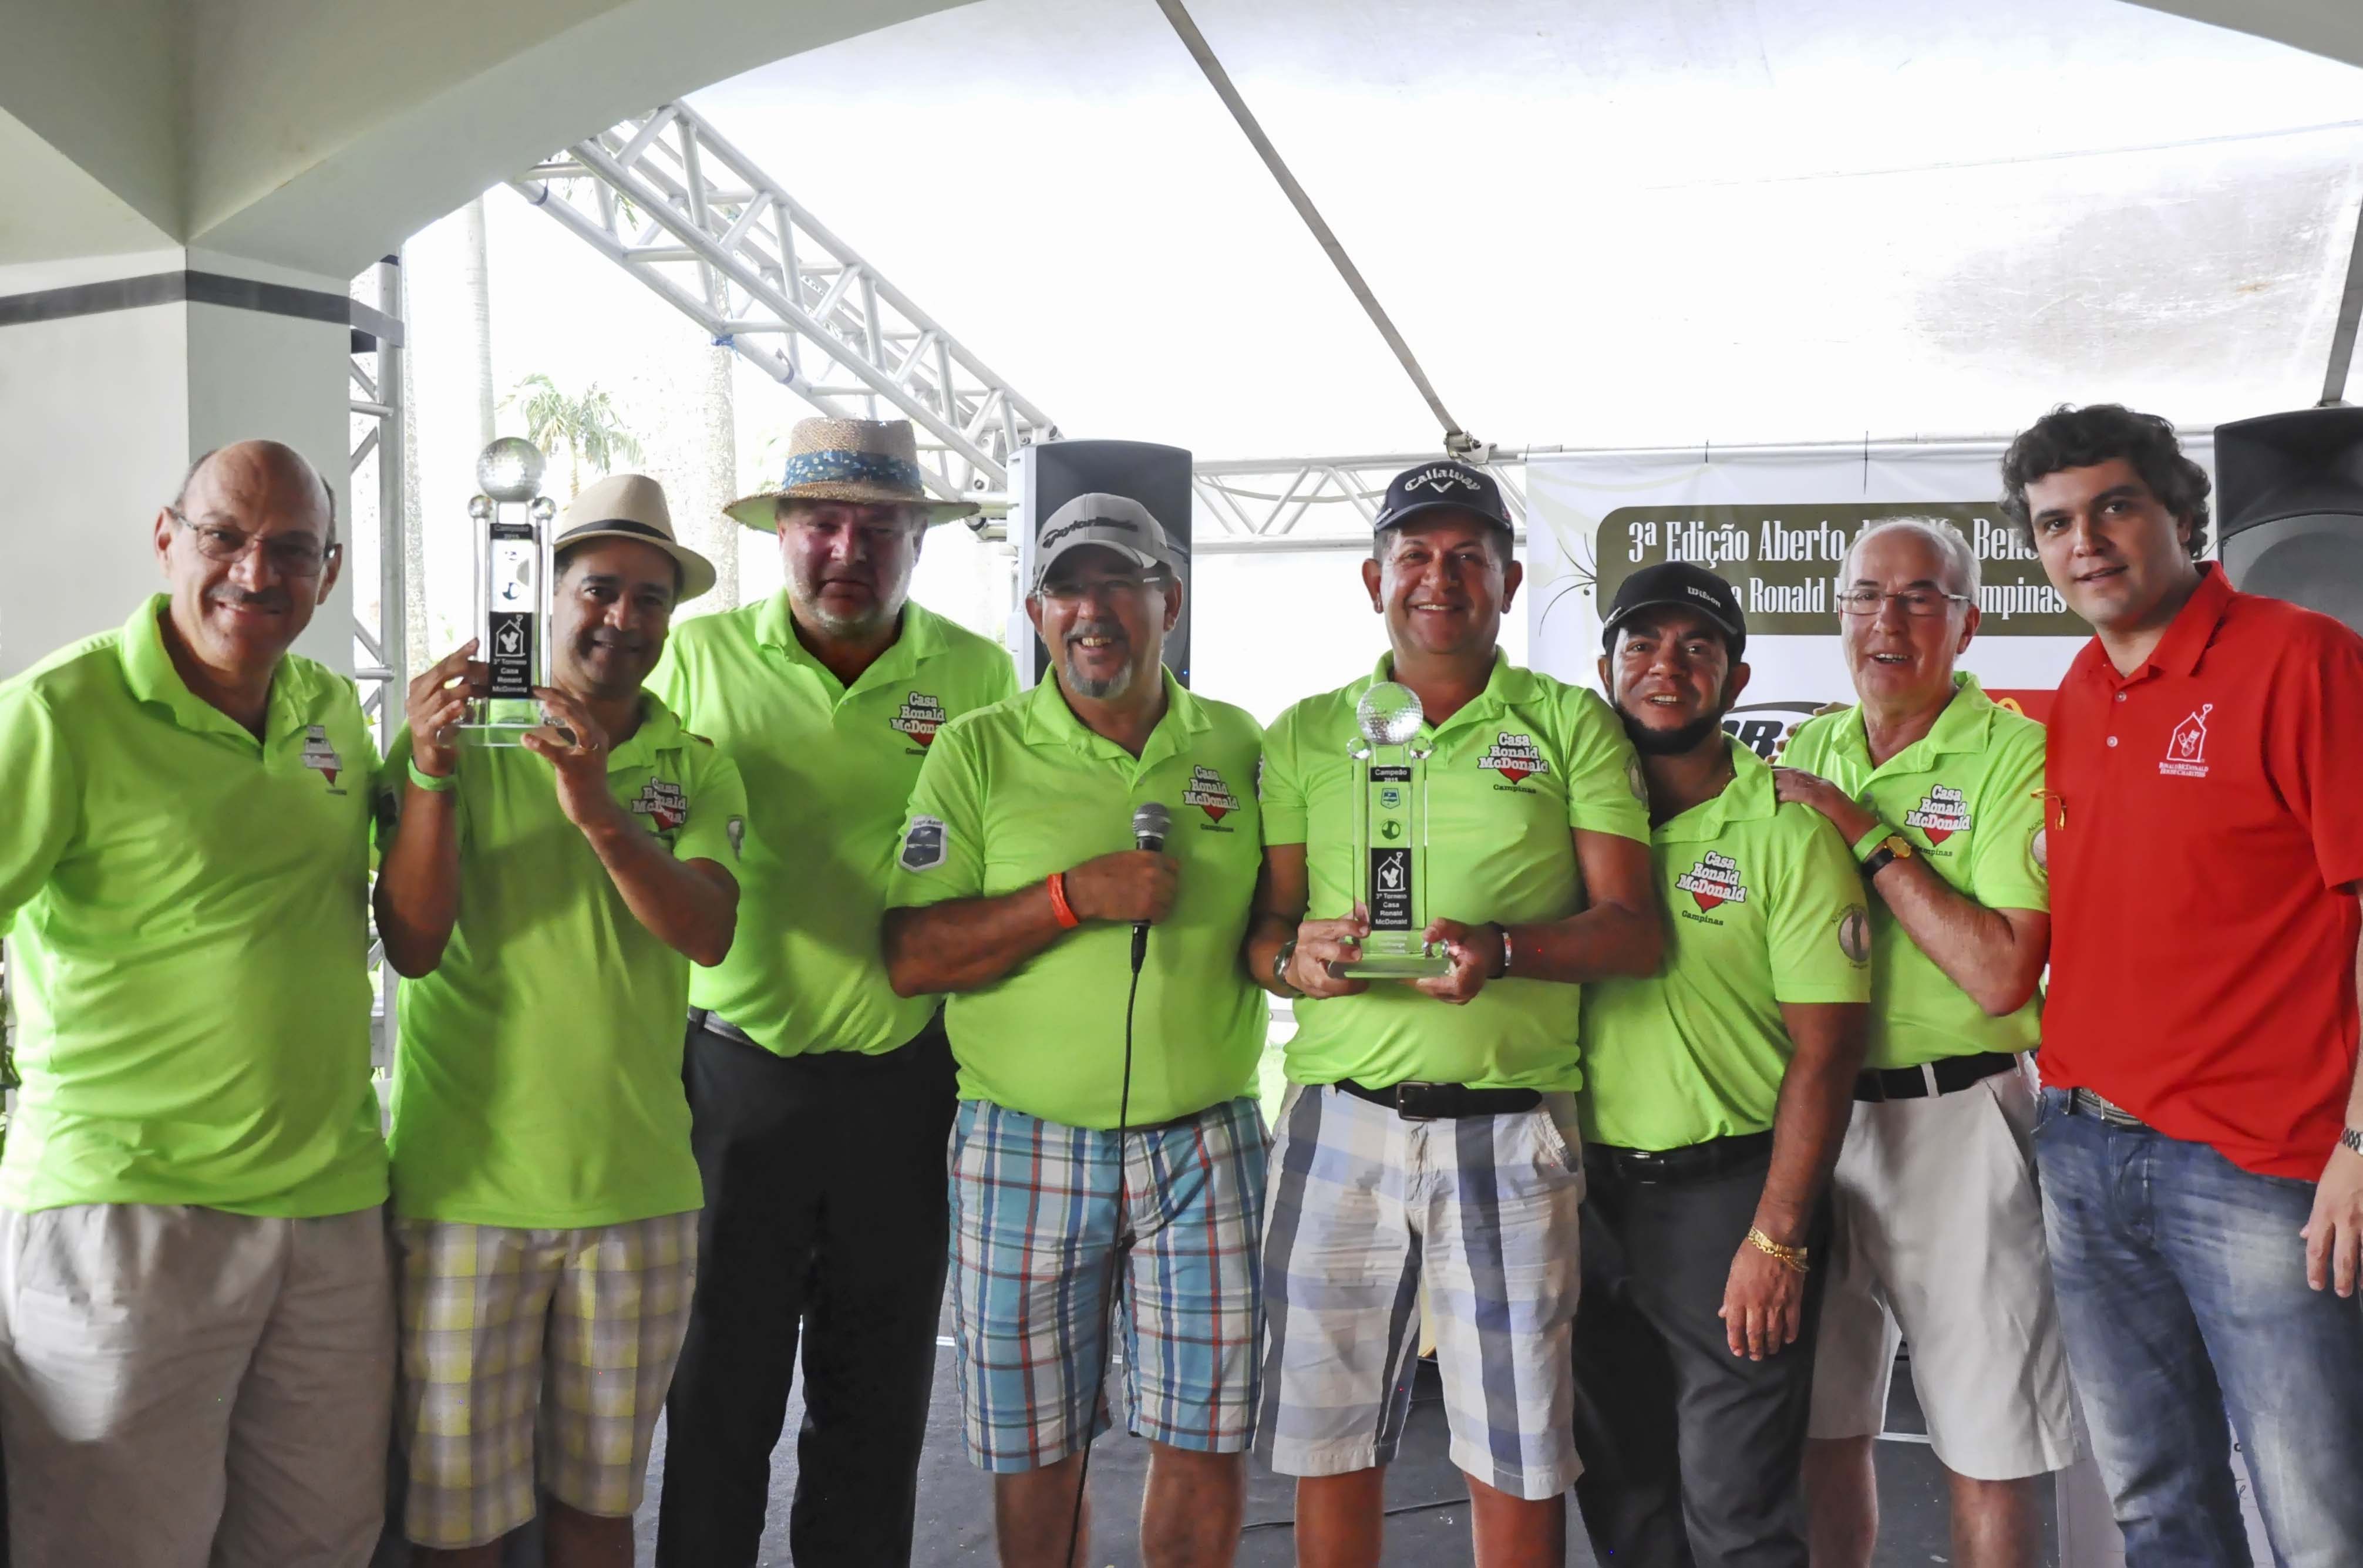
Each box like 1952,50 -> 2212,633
1038,574 -> 1167,605
1835,587 -> 1972,618
170,509 -> 339,578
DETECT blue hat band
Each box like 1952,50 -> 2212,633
779,448 -> 927,494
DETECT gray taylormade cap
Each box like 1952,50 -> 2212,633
1033,492 -> 1177,589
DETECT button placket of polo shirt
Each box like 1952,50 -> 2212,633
840,638 -> 922,712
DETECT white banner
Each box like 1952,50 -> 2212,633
1524,442 -> 2212,755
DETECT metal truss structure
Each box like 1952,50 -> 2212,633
512,101 -> 1057,506
507,99 -> 1516,553
349,258 -> 404,751
348,255 -> 405,1065
1192,453 -> 1527,551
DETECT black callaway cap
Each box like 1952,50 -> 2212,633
1601,561 -> 1748,659
1372,459 -> 1514,536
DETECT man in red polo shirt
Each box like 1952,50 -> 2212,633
2007,402 -> 2363,1564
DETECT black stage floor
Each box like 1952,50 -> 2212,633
590,1312 -> 2056,1566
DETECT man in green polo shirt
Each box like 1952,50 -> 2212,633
1244,459 -> 1661,1567
0,440 -> 392,1567
883,493 -> 1265,1568
651,418 -> 1017,1568
373,475 -> 743,1566
1774,518 -> 2081,1568
1571,562 -> 1870,1568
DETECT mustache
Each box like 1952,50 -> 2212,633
1066,618 -> 1126,645
206,586 -> 291,613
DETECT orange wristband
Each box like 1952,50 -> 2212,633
1046,872 -> 1081,929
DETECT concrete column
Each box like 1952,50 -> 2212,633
0,247 -> 382,678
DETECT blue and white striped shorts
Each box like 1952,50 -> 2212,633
1255,1083 -> 1587,1500
948,1095 -> 1267,1472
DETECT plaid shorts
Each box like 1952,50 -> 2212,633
1256,1084 -> 1586,1500
949,1095 -> 1267,1471
393,1211 -> 698,1549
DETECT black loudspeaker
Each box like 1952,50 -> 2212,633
2216,406 -> 2363,632
1007,439 -> 1194,688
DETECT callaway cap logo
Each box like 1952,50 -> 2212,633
1405,465 -> 1482,494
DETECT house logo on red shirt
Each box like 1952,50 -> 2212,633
2161,703 -> 2213,779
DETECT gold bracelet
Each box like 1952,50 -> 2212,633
1746,1227 -> 1810,1274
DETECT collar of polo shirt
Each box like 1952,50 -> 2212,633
2072,562 -> 2233,689
1021,664 -> 1207,765
756,588 -> 949,694
125,594 -> 309,746
1822,672 -> 2001,777
1649,736 -> 1778,842
1364,648 -> 1541,733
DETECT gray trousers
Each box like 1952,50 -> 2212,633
1570,1146 -> 1829,1568
0,1203 -> 395,1568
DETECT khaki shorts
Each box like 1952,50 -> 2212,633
395,1211 -> 697,1549
0,1202 -> 395,1568
1808,1064 -> 2085,1479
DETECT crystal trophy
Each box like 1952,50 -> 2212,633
459,437 -> 557,747
1342,681 -> 1449,978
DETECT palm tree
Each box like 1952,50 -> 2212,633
506,373 -> 644,497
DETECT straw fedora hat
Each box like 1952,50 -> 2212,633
553,474 -> 718,603
725,417 -> 981,530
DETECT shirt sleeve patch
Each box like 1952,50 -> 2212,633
726,816 -> 746,860
900,814 -> 950,873
1837,904 -> 1871,966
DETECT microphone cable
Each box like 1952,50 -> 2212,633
1064,943 -> 1142,1568
1065,802 -> 1165,1567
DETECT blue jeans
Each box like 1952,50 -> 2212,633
2032,1086 -> 2363,1567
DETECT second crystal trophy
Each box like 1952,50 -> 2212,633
1342,681 -> 1449,978
460,436 -> 558,746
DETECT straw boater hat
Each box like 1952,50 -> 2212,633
724,417 -> 981,530
553,474 -> 718,603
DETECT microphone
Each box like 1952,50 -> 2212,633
1130,802 -> 1171,971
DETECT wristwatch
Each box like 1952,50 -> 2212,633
1860,832 -> 1916,879
1273,937 -> 1302,996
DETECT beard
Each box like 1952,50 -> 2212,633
1621,708 -> 1726,756
1063,662 -> 1136,701
1059,618 -> 1138,701
1618,672 -> 1739,758
789,567 -> 900,639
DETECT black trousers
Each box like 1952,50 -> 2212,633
655,1015 -> 958,1568
1570,1146 -> 1830,1568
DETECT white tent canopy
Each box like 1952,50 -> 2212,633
678,0 -> 2363,461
